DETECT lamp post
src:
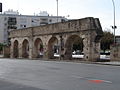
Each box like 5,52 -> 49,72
56,0 -> 58,22
111,0 -> 117,45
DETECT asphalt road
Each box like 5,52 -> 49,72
0,58 -> 120,90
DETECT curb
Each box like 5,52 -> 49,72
89,62 -> 120,66
0,58 -> 120,66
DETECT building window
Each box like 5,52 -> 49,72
20,25 -> 23,27
7,26 -> 17,29
20,24 -> 26,28
24,25 -> 26,27
4,17 -> 7,21
49,19 -> 52,22
8,17 -> 17,25
61,19 -> 65,22
4,23 -> 7,26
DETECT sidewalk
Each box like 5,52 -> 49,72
0,54 -> 120,66
94,61 -> 120,66
0,55 -> 3,58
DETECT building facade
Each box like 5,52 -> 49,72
0,10 -> 67,44
115,36 -> 120,44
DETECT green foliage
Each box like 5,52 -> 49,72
39,44 -> 43,51
72,37 -> 83,52
0,43 -> 4,51
100,31 -> 114,52
73,43 -> 83,52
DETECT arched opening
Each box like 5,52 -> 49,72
34,38 -> 43,58
65,35 -> 84,60
13,40 -> 19,58
22,39 -> 29,58
48,37 -> 59,59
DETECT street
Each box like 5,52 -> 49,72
0,58 -> 120,90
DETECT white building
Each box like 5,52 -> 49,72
115,36 -> 120,44
0,10 -> 67,44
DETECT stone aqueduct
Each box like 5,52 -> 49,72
9,17 -> 103,61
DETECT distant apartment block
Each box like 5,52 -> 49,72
115,36 -> 120,44
0,10 -> 67,44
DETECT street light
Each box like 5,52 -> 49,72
111,0 -> 117,45
56,0 -> 58,22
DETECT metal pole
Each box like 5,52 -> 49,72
112,0 -> 116,45
56,0 -> 58,22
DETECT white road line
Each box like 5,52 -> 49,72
102,80 -> 112,83
71,75 -> 112,84
87,79 -> 112,84
71,75 -> 84,79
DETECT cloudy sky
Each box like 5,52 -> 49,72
0,0 -> 120,35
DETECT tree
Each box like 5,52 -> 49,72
72,38 -> 83,53
0,43 -> 4,51
0,43 -> 4,54
100,31 -> 114,53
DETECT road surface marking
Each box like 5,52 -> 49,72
71,75 -> 112,84
88,80 -> 104,83
88,79 -> 112,84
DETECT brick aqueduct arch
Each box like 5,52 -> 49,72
9,17 -> 103,61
